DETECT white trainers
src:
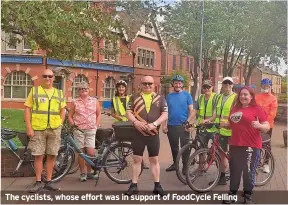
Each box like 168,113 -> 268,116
263,164 -> 270,173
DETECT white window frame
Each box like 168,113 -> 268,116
3,71 -> 33,99
72,74 -> 89,99
104,40 -> 117,62
6,33 -> 17,51
23,38 -> 32,51
103,77 -> 115,99
137,48 -> 155,68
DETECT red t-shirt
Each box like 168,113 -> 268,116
229,105 -> 268,149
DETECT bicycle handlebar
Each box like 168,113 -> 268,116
185,122 -> 220,129
101,111 -> 111,116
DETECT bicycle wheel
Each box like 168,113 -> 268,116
68,148 -> 79,174
186,148 -> 221,193
31,146 -> 75,183
176,143 -> 198,184
103,142 -> 144,184
255,148 -> 275,186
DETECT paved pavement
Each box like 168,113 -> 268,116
1,115 -> 287,192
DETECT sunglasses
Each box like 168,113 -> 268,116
202,86 -> 211,90
42,75 -> 54,79
80,88 -> 88,91
222,81 -> 233,85
142,82 -> 153,86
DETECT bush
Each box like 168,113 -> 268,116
278,93 -> 287,104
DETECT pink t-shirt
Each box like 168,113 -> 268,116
229,105 -> 268,149
73,97 -> 97,130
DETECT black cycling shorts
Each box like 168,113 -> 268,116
132,134 -> 160,157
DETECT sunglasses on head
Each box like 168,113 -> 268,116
42,75 -> 54,79
202,85 -> 211,90
142,82 -> 153,86
222,80 -> 233,85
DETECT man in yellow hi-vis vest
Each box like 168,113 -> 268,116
191,80 -> 218,145
24,69 -> 66,193
111,80 -> 130,122
204,77 -> 237,185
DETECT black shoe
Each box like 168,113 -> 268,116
166,164 -> 176,172
29,181 -> 44,193
153,185 -> 167,197
209,175 -> 227,186
124,184 -> 139,196
244,194 -> 254,204
44,181 -> 61,191
222,191 -> 237,204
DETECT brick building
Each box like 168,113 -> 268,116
1,11 -> 166,109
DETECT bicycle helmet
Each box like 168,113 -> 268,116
116,80 -> 127,87
172,75 -> 184,82
261,78 -> 272,86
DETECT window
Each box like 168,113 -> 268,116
6,33 -> 17,50
104,40 -> 117,62
173,55 -> 176,70
186,58 -> 189,71
104,77 -> 115,99
145,24 -> 153,34
179,56 -> 183,70
137,48 -> 155,68
23,39 -> 31,50
4,71 -> 33,99
72,74 -> 89,98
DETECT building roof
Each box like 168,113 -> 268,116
257,66 -> 281,76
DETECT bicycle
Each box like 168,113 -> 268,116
1,128 -> 73,183
175,123 -> 213,184
57,120 -> 144,185
185,123 -> 275,193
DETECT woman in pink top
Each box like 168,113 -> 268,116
68,82 -> 101,182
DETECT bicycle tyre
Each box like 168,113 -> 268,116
30,146 -> 74,183
255,148 -> 275,186
186,148 -> 221,193
103,142 -> 144,184
68,147 -> 79,174
175,143 -> 198,185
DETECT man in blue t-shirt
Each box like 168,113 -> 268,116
162,75 -> 194,173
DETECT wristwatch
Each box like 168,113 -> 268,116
152,122 -> 158,127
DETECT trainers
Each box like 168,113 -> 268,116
124,184 -> 139,196
222,191 -> 237,204
209,175 -> 227,186
153,184 -> 167,197
87,173 -> 99,180
166,164 -> 176,172
29,181 -> 44,193
262,164 -> 270,173
143,164 -> 150,169
44,181 -> 60,191
80,173 -> 87,182
244,194 -> 254,204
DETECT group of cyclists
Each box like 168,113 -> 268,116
24,68 -> 278,204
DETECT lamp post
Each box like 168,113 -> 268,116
197,0 -> 204,99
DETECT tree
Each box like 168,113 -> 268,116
1,1 -> 120,62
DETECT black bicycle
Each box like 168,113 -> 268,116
55,119 -> 144,185
175,123 -> 214,184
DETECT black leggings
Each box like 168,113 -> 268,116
229,146 -> 260,195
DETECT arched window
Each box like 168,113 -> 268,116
104,77 -> 115,99
72,74 -> 88,98
4,71 -> 33,99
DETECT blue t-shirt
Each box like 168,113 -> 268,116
167,91 -> 193,126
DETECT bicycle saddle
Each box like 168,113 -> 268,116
1,128 -> 18,140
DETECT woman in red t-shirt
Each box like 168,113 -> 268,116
221,87 -> 270,204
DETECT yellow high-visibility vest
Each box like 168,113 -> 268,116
197,92 -> 217,133
31,86 -> 64,130
112,95 -> 130,122
215,93 -> 237,136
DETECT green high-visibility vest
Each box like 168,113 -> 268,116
197,92 -> 217,133
215,93 -> 237,136
112,95 -> 130,122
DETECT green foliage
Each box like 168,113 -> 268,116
278,93 -> 287,104
281,77 -> 287,94
161,70 -> 190,88
1,1 -> 120,61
